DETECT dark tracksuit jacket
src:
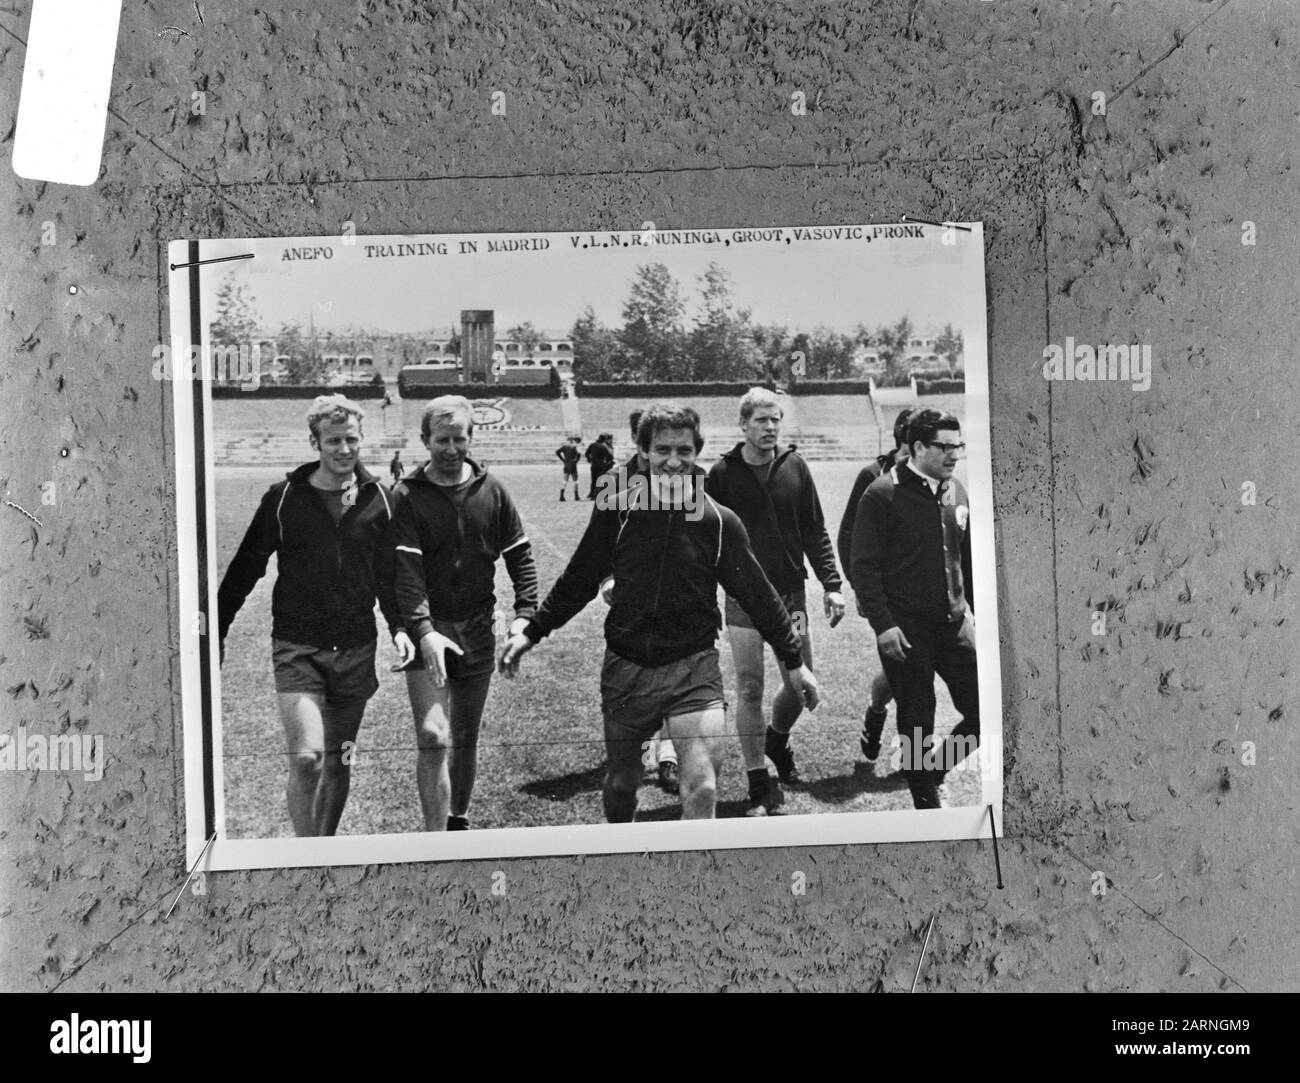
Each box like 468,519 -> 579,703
705,444 -> 842,596
836,450 -> 899,581
850,462 -> 974,636
390,458 -> 538,643
218,461 -> 400,650
526,468 -> 803,670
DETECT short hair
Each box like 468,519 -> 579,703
307,394 -> 365,442
893,408 -> 916,448
628,410 -> 643,439
420,395 -> 474,442
637,402 -> 705,454
906,408 -> 961,451
739,386 -> 783,423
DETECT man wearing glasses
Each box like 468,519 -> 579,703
849,408 -> 979,809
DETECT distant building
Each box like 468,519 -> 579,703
226,317 -> 574,387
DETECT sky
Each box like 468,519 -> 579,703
190,223 -> 987,341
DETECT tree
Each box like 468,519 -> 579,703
210,272 -> 260,346
873,315 -> 914,384
689,262 -> 761,381
933,323 -> 964,372
276,320 -> 326,385
505,321 -> 544,354
752,323 -> 793,383
807,326 -> 857,379
620,263 -> 687,381
570,306 -> 625,382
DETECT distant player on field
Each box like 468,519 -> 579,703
584,432 -> 616,500
555,435 -> 581,501
218,394 -> 412,837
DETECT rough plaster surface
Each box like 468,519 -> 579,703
0,0 -> 1295,991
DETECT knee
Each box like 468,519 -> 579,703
289,750 -> 323,781
735,674 -> 765,704
605,765 -> 639,798
681,774 -> 717,811
415,725 -> 450,753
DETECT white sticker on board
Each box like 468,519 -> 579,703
12,0 -> 124,186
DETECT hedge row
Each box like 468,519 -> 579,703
916,379 -> 966,394
212,384 -> 388,399
574,380 -> 770,397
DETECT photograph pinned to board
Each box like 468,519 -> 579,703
166,221 -> 1001,871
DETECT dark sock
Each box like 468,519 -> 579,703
447,815 -> 470,831
747,767 -> 769,799
766,725 -> 789,751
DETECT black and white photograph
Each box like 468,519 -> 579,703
169,223 -> 1000,870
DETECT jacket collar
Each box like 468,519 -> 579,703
401,456 -> 488,488
286,460 -> 379,487
721,441 -> 793,470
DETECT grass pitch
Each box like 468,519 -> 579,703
215,460 -> 982,838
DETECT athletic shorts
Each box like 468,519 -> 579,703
272,638 -> 379,704
401,607 -> 497,682
562,464 -> 578,479
601,647 -> 725,752
724,588 -> 807,633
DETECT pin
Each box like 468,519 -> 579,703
988,804 -> 1004,889
911,914 -> 935,992
900,215 -> 973,232
168,252 -> 254,271
164,832 -> 216,919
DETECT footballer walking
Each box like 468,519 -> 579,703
218,394 -> 412,837
392,395 -> 539,831
500,402 -> 819,822
705,388 -> 845,815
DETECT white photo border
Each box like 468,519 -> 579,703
168,224 -> 1003,872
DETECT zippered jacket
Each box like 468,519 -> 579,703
526,469 -> 803,669
218,461 -> 399,650
836,450 -> 897,585
705,444 -> 842,596
850,463 -> 973,635
391,458 -> 538,640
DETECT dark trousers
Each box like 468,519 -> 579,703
877,610 -> 980,809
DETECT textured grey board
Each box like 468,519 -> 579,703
0,0 -> 1295,992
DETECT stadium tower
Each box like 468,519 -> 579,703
461,309 -> 495,384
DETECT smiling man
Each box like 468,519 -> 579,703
218,394 -> 411,837
850,408 -> 979,809
391,395 -> 538,831
500,401 -> 819,822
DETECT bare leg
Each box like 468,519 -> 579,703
276,692 -> 327,837
667,705 -> 729,819
770,631 -> 815,735
447,673 -> 492,820
406,670 -> 451,831
728,625 -> 768,771
315,700 -> 366,836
